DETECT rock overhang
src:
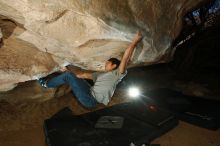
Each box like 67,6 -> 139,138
0,0 -> 207,92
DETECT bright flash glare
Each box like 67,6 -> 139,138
128,87 -> 140,98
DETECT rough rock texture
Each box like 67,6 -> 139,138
0,0 -> 206,92
0,27 -> 2,38
0,80 -> 71,103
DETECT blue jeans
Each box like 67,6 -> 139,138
47,72 -> 97,108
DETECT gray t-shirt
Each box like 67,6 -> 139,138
91,68 -> 127,105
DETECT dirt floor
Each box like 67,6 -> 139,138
0,92 -> 220,146
0,121 -> 219,146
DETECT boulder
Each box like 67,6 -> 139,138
0,0 -> 206,92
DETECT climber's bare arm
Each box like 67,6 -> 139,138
119,31 -> 142,74
59,66 -> 92,79
75,71 -> 92,79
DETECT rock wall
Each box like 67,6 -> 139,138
0,0 -> 206,92
0,27 -> 2,38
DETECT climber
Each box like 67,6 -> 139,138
38,31 -> 143,108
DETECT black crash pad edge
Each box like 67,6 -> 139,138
132,118 -> 178,146
43,108 -> 178,146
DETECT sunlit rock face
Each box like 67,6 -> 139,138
0,0 -> 205,92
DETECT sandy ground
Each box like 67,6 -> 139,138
0,92 -> 220,146
0,121 -> 220,146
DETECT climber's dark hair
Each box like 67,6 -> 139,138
108,57 -> 121,70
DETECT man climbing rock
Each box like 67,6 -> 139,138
39,31 -> 143,108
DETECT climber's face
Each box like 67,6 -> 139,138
105,61 -> 116,71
